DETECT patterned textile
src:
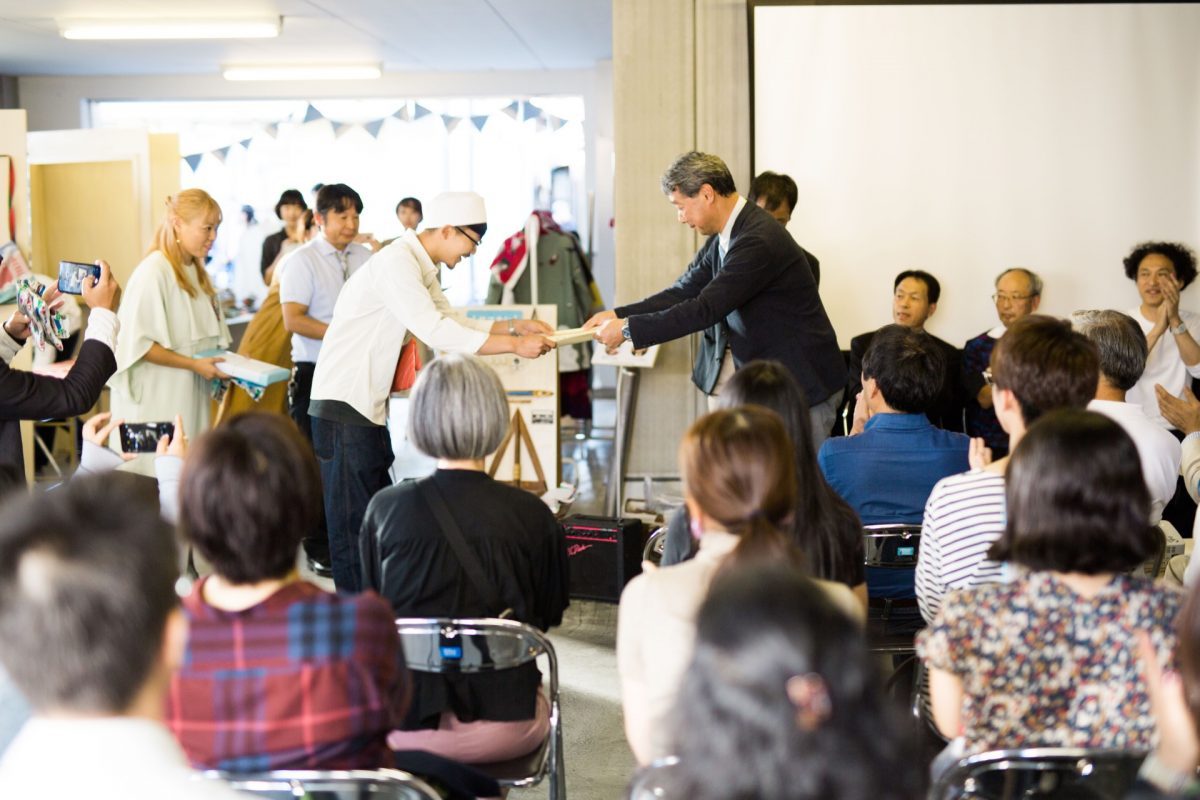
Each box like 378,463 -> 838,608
917,570 -> 1182,755
167,579 -> 407,771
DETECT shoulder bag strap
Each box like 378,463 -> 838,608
417,477 -> 512,618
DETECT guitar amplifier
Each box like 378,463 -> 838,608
563,515 -> 646,603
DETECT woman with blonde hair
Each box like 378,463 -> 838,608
109,190 -> 231,460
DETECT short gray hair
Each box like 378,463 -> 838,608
996,267 -> 1044,297
660,151 -> 736,198
409,354 -> 510,460
1070,309 -> 1148,391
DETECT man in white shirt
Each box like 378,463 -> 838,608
0,474 -> 243,800
309,191 -> 555,592
279,183 -> 372,443
1072,310 -> 1181,525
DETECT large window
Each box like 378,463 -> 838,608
92,96 -> 586,305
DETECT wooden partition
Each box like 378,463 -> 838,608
0,110 -> 35,481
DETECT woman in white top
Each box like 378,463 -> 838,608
1123,240 -> 1200,429
617,406 -> 862,765
109,190 -> 231,460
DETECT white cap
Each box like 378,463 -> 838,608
426,192 -> 487,228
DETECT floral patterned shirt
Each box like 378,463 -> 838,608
916,569 -> 1183,755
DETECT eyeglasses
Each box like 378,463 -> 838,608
992,293 -> 1034,304
455,226 -> 481,247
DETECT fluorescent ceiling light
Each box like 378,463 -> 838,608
223,64 -> 383,82
59,17 -> 281,40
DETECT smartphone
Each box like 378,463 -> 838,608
57,261 -> 102,295
118,422 -> 175,454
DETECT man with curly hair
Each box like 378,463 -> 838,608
1123,240 -> 1200,430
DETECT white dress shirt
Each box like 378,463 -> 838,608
310,231 -> 493,425
279,236 -> 371,363
1088,398 -> 1181,524
1126,307 -> 1200,429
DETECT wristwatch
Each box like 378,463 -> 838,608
621,321 -> 631,341
1171,320 -> 1189,336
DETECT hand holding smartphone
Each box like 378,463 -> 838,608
57,261 -> 102,295
118,422 -> 175,454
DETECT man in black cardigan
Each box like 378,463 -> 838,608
587,151 -> 844,444
0,262 -> 120,470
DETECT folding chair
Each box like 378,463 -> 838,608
626,756 -> 682,800
394,617 -> 565,800
863,524 -> 924,653
203,768 -> 441,799
929,747 -> 1147,800
641,526 -> 667,566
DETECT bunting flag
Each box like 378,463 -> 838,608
393,105 -> 411,122
364,118 -> 386,138
470,115 -> 489,132
548,116 -> 566,131
183,153 -> 203,171
334,122 -> 355,138
302,104 -> 324,123
412,103 -> 432,120
442,115 -> 462,133
523,102 -> 542,121
263,122 -> 279,138
501,101 -> 520,120
211,146 -> 231,163
239,138 -> 253,149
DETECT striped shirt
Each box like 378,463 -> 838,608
915,469 -> 1007,623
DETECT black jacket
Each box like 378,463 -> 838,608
847,328 -> 965,433
616,201 -> 843,405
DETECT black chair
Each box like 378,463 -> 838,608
641,526 -> 667,567
863,524 -> 924,654
203,768 -> 441,799
930,748 -> 1148,800
394,617 -> 565,800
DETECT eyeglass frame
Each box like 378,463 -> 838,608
991,292 -> 1036,305
454,226 -> 482,247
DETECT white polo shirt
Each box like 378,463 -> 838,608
1088,398 -> 1181,524
310,230 -> 492,425
278,236 -> 371,364
1126,307 -> 1200,429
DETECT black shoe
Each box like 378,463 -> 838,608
303,537 -> 333,578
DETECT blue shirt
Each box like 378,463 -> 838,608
818,413 -> 970,525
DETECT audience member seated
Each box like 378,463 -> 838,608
1072,310 -> 1181,524
746,170 -> 821,285
0,474 -> 244,799
918,409 -> 1180,767
1129,581 -> 1200,799
848,270 -> 964,431
167,412 -> 409,771
916,315 -> 1098,623
962,267 -> 1043,459
661,361 -> 866,606
362,354 -> 569,766
1156,387 -> 1200,587
657,564 -> 919,800
1123,241 -> 1200,430
619,406 -> 862,765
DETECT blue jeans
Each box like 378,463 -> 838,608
311,417 -> 394,593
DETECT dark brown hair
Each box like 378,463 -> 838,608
989,409 -> 1156,573
990,315 -> 1099,424
679,406 -> 800,568
180,413 -> 322,584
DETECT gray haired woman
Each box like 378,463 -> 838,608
360,353 -> 569,764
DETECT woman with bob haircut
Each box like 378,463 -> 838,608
166,412 -> 409,771
361,353 -> 569,765
918,408 -> 1182,762
644,564 -> 919,800
109,189 -> 231,465
618,406 -> 862,765
660,360 -> 865,606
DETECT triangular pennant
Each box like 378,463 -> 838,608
534,116 -> 547,132
549,116 -> 567,131
393,105 -> 411,122
470,115 -> 489,132
442,115 -> 462,133
211,146 -> 231,163
412,103 -> 431,120
364,118 -> 386,138
302,104 -> 323,123
183,153 -> 203,171
501,101 -> 520,119
239,138 -> 253,149
334,122 -> 355,138
522,102 -> 542,121
263,122 -> 279,138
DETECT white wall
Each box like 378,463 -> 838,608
755,3 -> 1200,347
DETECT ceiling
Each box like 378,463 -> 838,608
0,0 -> 613,76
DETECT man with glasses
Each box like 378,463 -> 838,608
962,268 -> 1042,458
308,192 -> 555,592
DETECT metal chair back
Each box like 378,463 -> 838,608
642,526 -> 667,566
626,756 -> 682,800
929,747 -> 1147,800
204,768 -> 441,799
393,617 -> 565,800
863,524 -> 922,568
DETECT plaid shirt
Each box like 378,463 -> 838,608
167,579 -> 406,772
